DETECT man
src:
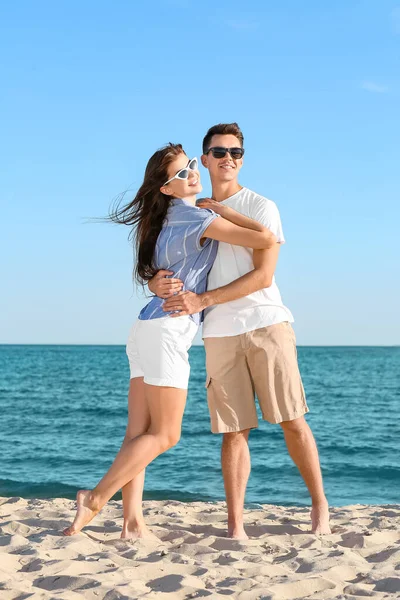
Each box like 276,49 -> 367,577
150,123 -> 331,539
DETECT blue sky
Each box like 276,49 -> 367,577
1,1 -> 399,345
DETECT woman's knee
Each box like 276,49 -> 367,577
156,429 -> 181,453
124,424 -> 149,443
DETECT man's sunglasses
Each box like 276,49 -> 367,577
164,157 -> 198,185
206,147 -> 245,159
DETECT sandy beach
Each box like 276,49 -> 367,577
0,497 -> 399,599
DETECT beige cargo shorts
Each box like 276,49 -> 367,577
204,322 -> 309,433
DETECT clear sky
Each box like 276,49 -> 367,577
1,1 -> 399,345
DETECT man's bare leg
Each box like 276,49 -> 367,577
280,416 -> 331,534
221,429 -> 251,540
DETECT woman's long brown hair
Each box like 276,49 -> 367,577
109,143 -> 185,283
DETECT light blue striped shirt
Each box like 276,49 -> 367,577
139,198 -> 219,325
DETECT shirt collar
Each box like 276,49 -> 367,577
170,198 -> 196,207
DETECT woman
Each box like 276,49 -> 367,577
64,143 -> 276,536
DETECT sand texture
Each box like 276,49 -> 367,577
1,497 -> 399,599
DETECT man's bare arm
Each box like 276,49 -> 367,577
163,244 -> 281,316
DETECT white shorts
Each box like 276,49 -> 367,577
126,316 -> 198,389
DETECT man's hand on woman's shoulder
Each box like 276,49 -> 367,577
197,198 -> 226,215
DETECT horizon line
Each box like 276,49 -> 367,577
0,343 -> 399,348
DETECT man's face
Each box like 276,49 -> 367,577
201,134 -> 244,183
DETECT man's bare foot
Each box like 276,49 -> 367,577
227,525 -> 249,540
311,501 -> 331,535
121,520 -> 159,541
63,490 -> 100,536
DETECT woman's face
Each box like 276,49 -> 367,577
160,153 -> 202,199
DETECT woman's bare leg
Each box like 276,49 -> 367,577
64,384 -> 186,535
120,377 -> 153,539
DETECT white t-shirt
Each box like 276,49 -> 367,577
202,187 -> 294,338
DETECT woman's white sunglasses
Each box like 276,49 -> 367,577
164,157 -> 198,185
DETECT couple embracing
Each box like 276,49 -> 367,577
64,123 -> 331,539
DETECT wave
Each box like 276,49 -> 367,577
0,478 -> 217,503
0,478 -> 80,500
251,464 -> 400,481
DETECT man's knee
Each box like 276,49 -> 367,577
280,416 -> 308,434
223,429 -> 251,445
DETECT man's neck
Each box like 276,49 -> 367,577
211,180 -> 243,202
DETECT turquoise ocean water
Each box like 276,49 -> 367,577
0,345 -> 399,506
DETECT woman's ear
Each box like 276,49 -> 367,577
160,185 -> 172,196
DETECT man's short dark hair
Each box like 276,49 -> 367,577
202,122 -> 244,154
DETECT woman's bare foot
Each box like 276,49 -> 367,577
63,490 -> 100,536
311,501 -> 331,535
121,523 -> 160,542
227,524 -> 249,540
121,520 -> 159,541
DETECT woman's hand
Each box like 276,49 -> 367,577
148,270 -> 183,298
